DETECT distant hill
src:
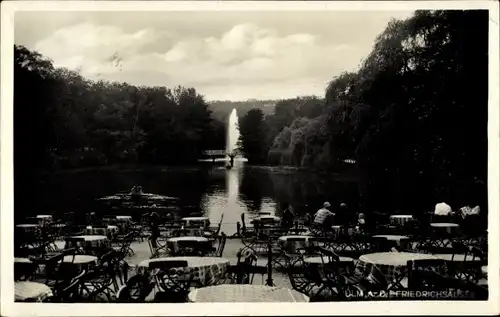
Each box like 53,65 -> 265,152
208,99 -> 277,122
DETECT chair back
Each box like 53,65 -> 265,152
54,269 -> 86,302
470,247 -> 486,265
233,248 -> 257,284
452,240 -> 468,253
370,237 -> 391,252
116,274 -> 153,303
407,259 -> 448,290
214,233 -> 227,257
61,247 -> 79,263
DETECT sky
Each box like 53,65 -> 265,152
15,10 -> 415,101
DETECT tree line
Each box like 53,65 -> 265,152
14,45 -> 227,172
237,10 -> 488,212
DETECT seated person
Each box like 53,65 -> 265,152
313,202 -> 335,228
357,213 -> 367,233
130,185 -> 144,197
434,202 -> 454,216
303,213 -> 313,226
459,205 -> 480,218
358,213 -> 366,225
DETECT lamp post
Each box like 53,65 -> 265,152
266,238 -> 274,286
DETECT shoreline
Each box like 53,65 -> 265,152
36,163 -> 360,182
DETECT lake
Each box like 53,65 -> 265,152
18,160 -> 360,234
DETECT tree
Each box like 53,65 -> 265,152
238,109 -> 269,164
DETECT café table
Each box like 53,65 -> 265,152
64,254 -> 98,264
433,253 -> 482,262
167,236 -> 209,253
114,216 -> 132,231
86,225 -> 119,236
358,252 -> 439,289
390,215 -> 413,226
116,215 -> 132,221
188,284 -> 309,302
278,235 -> 314,249
430,223 -> 460,234
16,224 -> 39,229
304,256 -> 354,265
15,257 -> 33,264
278,235 -> 314,243
255,215 -> 281,222
181,217 -> 210,228
66,235 -> 109,251
137,256 -> 230,286
15,281 -> 53,302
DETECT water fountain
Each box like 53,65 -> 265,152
226,109 -> 240,168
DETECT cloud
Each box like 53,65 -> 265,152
31,20 -> 384,100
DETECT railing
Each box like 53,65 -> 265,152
203,150 -> 241,156
203,150 -> 228,156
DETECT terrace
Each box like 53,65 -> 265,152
14,211 -> 488,303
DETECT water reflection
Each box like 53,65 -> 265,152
20,164 -> 360,234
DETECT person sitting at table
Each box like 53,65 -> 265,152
355,212 -> 367,233
313,202 -> 335,229
434,202 -> 454,216
281,202 -> 295,228
459,205 -> 480,218
130,185 -> 144,197
303,212 -> 312,226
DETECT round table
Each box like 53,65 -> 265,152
358,252 -> 439,284
254,216 -> 281,225
116,216 -> 132,221
188,284 -> 309,302
433,253 -> 482,262
137,256 -> 229,286
15,281 -> 53,302
64,255 -> 98,264
86,225 -> 119,236
278,235 -> 313,242
304,256 -> 354,265
390,215 -> 413,226
430,223 -> 460,234
72,235 -> 108,242
256,215 -> 280,221
67,235 -> 109,249
14,257 -> 32,264
167,236 -> 209,252
16,224 -> 39,229
278,235 -> 314,252
181,217 -> 210,228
